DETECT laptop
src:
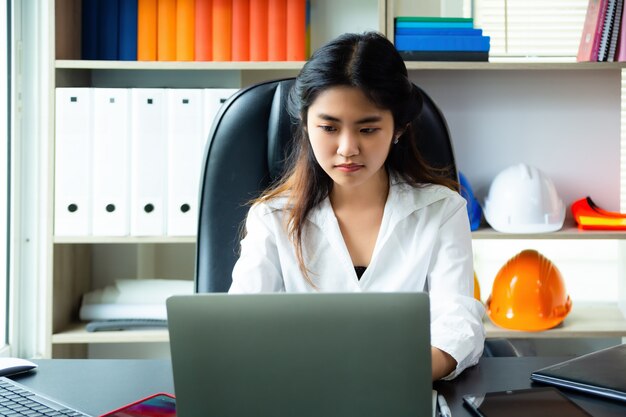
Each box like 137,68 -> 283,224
531,343 -> 626,402
166,292 -> 433,417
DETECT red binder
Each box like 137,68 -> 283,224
286,0 -> 305,60
212,0 -> 232,61
250,0 -> 269,61
137,0 -> 157,60
157,0 -> 177,61
268,0 -> 287,61
195,0 -> 213,61
232,0 -> 250,61
176,0 -> 195,61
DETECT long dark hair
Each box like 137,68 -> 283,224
254,31 -> 457,286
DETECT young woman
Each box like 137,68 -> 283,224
229,32 -> 485,380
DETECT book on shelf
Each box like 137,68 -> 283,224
395,27 -> 482,36
577,0 -> 610,62
268,0 -> 287,61
396,16 -> 474,29
157,0 -> 176,61
617,2 -> 626,60
399,50 -> 488,62
137,0 -> 157,60
118,0 -> 138,60
212,0 -> 232,61
607,0 -> 623,60
395,35 -> 490,52
598,0 -> 618,61
194,0 -> 212,61
287,0 -> 306,61
176,0 -> 195,61
232,0 -> 251,61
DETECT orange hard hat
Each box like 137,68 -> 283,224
486,249 -> 572,331
473,272 -> 481,301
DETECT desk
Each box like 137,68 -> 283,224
8,357 -> 625,416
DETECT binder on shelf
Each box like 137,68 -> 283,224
138,0 -> 158,60
54,88 -> 93,237
195,0 -> 213,61
598,0 -> 618,61
176,0 -> 195,61
130,89 -> 168,236
232,0 -> 251,61
202,88 -> 239,148
81,0 -> 98,59
268,0 -> 287,61
607,0 -> 624,61
286,0 -> 306,61
212,0 -> 232,61
577,0 -> 609,62
396,16 -> 474,29
250,0 -> 269,61
92,89 -> 131,237
97,0 -> 120,60
166,89 -> 204,236
157,0 -> 177,61
118,0 -> 138,60
617,0 -> 626,60
395,35 -> 490,52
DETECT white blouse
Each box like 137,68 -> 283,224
230,177 -> 486,380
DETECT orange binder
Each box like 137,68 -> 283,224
176,0 -> 195,61
195,0 -> 213,60
250,0 -> 269,61
138,0 -> 157,60
268,0 -> 287,61
232,0 -> 250,61
212,0 -> 232,61
157,0 -> 177,61
286,0 -> 305,60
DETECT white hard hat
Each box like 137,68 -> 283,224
483,164 -> 565,233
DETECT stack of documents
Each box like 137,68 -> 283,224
55,87 -> 238,238
80,279 -> 193,331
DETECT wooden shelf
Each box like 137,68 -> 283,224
56,60 -> 305,71
50,303 -> 626,345
484,302 -> 626,338
53,236 -> 196,244
51,323 -> 169,344
56,59 -> 626,72
472,219 -> 626,240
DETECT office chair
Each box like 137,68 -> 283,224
195,78 -> 456,293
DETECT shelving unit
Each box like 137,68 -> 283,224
45,0 -> 626,358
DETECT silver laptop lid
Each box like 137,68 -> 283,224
167,292 -> 432,417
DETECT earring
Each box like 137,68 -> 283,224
393,137 -> 399,145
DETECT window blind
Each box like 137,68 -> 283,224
474,0 -> 589,57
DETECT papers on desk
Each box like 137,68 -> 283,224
80,279 -> 193,331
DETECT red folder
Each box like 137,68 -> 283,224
286,0 -> 305,60
232,0 -> 250,61
268,0 -> 287,61
176,0 -> 195,61
195,0 -> 213,61
250,0 -> 269,61
137,0 -> 157,60
212,0 -> 232,61
157,0 -> 177,61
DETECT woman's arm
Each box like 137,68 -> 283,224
431,347 -> 457,381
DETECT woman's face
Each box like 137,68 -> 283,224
306,86 -> 396,192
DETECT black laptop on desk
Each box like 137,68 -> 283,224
531,343 -> 626,402
166,292 -> 434,417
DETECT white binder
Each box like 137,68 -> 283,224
130,89 -> 167,236
202,88 -> 238,151
54,88 -> 93,236
92,89 -> 131,236
166,89 -> 204,236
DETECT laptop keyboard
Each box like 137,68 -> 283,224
0,377 -> 91,417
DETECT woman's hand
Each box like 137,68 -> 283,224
432,347 -> 457,380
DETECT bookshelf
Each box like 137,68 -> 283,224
44,0 -> 626,358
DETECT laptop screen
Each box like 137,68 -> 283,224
167,292 -> 433,417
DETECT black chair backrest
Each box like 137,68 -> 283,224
195,78 -> 456,293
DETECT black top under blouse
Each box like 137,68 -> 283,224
354,266 -> 367,280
